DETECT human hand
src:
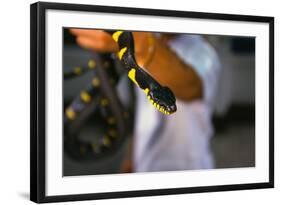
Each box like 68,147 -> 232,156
69,29 -> 151,66
69,29 -> 119,52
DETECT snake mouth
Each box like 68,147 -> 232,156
147,95 -> 177,115
155,102 -> 177,115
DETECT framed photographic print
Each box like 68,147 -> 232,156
30,1 -> 274,203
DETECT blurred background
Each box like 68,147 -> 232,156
63,30 -> 255,176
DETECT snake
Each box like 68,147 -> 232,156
108,31 -> 177,115
64,53 -> 135,160
64,30 -> 177,160
63,59 -> 97,79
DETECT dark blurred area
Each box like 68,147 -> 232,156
207,35 -> 255,168
63,30 -> 255,175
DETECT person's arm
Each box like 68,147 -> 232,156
134,33 -> 203,101
69,29 -> 203,102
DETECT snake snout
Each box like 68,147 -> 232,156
167,104 -> 177,113
159,86 -> 177,114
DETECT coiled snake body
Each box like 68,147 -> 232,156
64,30 -> 177,160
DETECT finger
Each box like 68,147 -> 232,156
70,28 -> 108,39
76,36 -> 118,52
70,28 -> 117,46
76,36 -> 102,51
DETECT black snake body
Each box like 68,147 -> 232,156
109,31 -> 177,114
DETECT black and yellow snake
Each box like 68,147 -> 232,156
109,31 -> 177,115
64,30 -> 177,160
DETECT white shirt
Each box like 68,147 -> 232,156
133,34 -> 221,172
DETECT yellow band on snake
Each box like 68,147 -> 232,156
74,67 -> 82,75
128,68 -> 139,86
66,107 -> 76,120
80,91 -> 91,103
118,47 -> 127,60
112,31 -> 123,42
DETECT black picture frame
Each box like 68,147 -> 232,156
30,1 -> 274,203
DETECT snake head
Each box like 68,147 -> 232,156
147,86 -> 177,115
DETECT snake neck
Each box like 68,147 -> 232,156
113,31 -> 160,91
